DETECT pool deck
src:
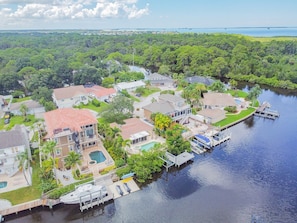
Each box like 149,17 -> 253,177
0,169 -> 32,193
81,144 -> 115,177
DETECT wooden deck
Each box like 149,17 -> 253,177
255,102 -> 279,119
0,199 -> 43,216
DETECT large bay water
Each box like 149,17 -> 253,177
6,88 -> 297,223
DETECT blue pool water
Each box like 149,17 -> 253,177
234,98 -> 242,105
141,141 -> 158,151
89,151 -> 106,163
0,181 -> 7,189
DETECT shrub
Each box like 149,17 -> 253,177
92,99 -> 100,107
224,106 -> 237,113
160,90 -> 175,95
115,158 -> 126,168
116,166 -> 131,178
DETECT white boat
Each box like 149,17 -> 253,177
60,183 -> 108,204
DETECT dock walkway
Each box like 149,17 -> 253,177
254,102 -> 279,119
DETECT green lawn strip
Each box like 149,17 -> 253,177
0,115 -> 37,130
142,87 -> 160,97
0,163 -> 42,205
225,89 -> 248,98
213,107 -> 256,128
75,102 -> 109,113
12,96 -> 31,103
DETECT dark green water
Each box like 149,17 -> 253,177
6,89 -> 297,223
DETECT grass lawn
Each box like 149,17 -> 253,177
75,102 -> 109,113
213,107 -> 256,128
0,162 -> 42,205
12,96 -> 31,103
141,87 -> 160,97
0,115 -> 37,131
226,89 -> 248,98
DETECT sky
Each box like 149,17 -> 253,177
0,0 -> 296,30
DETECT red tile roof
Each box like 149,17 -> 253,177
85,85 -> 116,98
110,118 -> 153,140
44,108 -> 97,138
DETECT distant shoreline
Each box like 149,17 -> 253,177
0,27 -> 297,37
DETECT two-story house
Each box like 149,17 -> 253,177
44,108 -> 99,169
52,85 -> 89,108
0,125 -> 31,177
143,94 -> 192,124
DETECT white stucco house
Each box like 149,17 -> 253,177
0,125 -> 31,177
52,85 -> 89,108
114,80 -> 146,92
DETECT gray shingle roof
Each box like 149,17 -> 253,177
0,125 -> 29,150
143,101 -> 174,114
185,76 -> 215,86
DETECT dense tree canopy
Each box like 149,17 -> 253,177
1,32 -> 297,95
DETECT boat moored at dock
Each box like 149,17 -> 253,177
60,183 -> 108,204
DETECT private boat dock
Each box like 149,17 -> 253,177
190,130 -> 231,154
159,151 -> 194,171
0,174 -> 140,217
254,102 -> 280,119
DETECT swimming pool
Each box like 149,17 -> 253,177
0,181 -> 7,189
89,151 -> 106,164
141,141 -> 158,151
234,98 -> 242,105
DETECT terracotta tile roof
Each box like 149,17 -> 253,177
110,118 -> 153,140
202,92 -> 236,107
85,85 -> 116,98
53,85 -> 87,100
44,108 -> 97,138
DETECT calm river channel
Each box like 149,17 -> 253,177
6,88 -> 297,223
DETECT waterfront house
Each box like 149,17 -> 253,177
44,108 -> 100,169
143,94 -> 192,124
110,118 -> 154,145
52,85 -> 89,108
201,92 -> 236,109
185,76 -> 215,86
0,125 -> 31,177
114,80 -> 146,92
196,109 -> 226,124
9,100 -> 45,117
84,84 -> 117,102
146,73 -> 174,87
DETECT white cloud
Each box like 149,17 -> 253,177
3,0 -> 149,21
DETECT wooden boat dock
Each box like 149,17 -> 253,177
159,151 -> 194,171
254,102 -> 279,119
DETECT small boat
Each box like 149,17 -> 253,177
123,183 -> 131,193
116,185 -> 124,196
60,183 -> 108,204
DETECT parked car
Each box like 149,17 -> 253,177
4,111 -> 10,119
104,99 -> 110,103
4,118 -> 10,124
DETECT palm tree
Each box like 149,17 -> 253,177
41,141 -> 56,160
19,103 -> 29,121
64,151 -> 82,170
18,150 -> 31,185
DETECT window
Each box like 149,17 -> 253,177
56,149 -> 61,156
68,135 -> 72,141
53,138 -> 59,144
69,145 -> 74,151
